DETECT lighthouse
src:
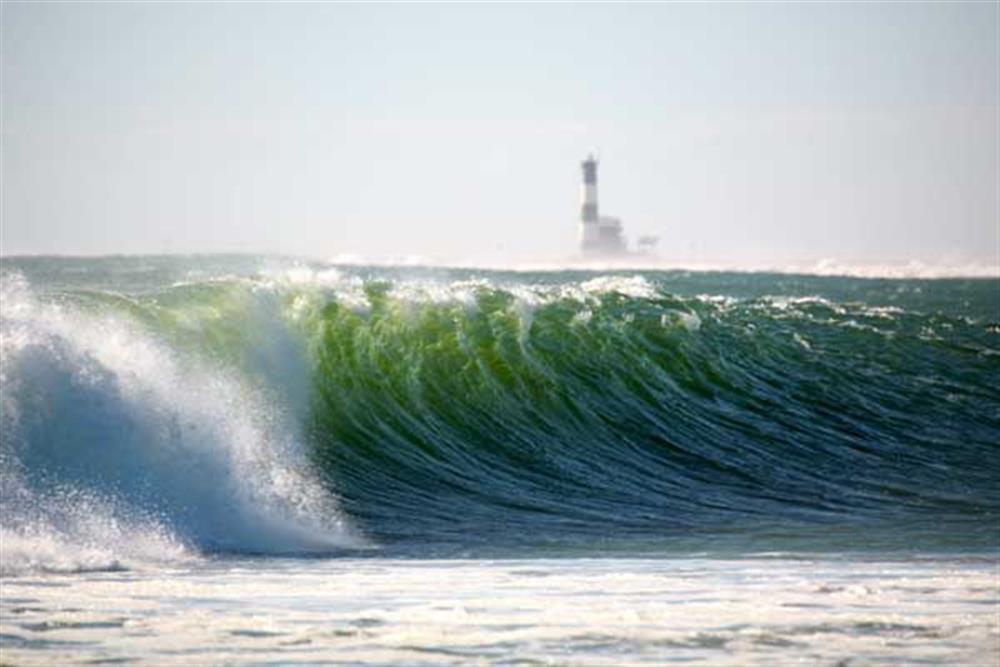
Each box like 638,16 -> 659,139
579,155 -> 600,253
578,154 -> 627,257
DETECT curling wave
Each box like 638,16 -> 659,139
2,256 -> 998,563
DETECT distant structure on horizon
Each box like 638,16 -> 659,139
577,154 -> 657,259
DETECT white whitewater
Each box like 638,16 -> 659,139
0,273 -> 362,575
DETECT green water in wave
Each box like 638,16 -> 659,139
3,255 -> 998,554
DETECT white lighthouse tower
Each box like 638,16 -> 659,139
579,154 -> 600,254
579,154 -> 626,257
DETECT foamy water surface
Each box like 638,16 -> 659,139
1,556 -> 996,665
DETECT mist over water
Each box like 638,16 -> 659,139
327,253 -> 1000,280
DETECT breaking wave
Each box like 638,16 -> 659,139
2,256 -> 998,566
1,271 -> 362,574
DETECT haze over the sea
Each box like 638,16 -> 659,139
2,3 -> 997,274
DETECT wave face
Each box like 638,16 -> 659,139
2,256 -> 998,561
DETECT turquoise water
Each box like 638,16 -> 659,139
1,255 -> 997,664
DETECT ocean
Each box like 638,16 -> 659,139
1,255 -> 997,665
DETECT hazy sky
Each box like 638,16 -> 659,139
2,2 -> 997,268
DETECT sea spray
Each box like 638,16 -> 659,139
0,270 -> 362,572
